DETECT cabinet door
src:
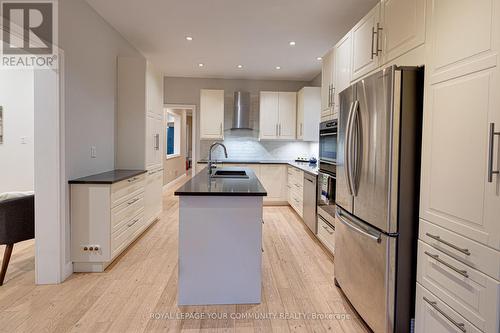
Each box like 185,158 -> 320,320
260,165 -> 286,202
334,32 -> 352,109
380,0 -> 425,65
200,89 -> 224,139
146,116 -> 156,169
278,92 -> 297,140
154,117 -> 163,167
420,68 -> 500,250
297,89 -> 304,140
259,92 -> 279,140
321,49 -> 334,114
420,0 -> 500,250
351,3 -> 381,81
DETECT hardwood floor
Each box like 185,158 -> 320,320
0,176 -> 370,333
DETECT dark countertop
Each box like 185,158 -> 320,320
175,167 -> 267,196
197,159 -> 319,176
68,169 -> 147,184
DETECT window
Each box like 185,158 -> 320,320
166,111 -> 180,157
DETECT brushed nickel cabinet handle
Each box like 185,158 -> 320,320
376,23 -> 383,55
127,198 -> 139,205
371,26 -> 377,59
127,218 -> 139,228
424,251 -> 469,278
127,177 -> 139,183
322,225 -> 334,235
279,123 -> 282,136
276,123 -> 278,136
425,233 -> 471,255
488,123 -> 500,182
423,297 -> 466,332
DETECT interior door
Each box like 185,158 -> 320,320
353,68 -> 394,233
336,86 -> 354,213
278,92 -> 297,140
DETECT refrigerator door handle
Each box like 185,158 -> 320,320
348,100 -> 360,196
336,208 -> 382,243
345,101 -> 355,195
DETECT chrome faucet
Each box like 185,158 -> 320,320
208,142 -> 228,175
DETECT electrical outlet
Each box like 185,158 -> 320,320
90,146 -> 97,158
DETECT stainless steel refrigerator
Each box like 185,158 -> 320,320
334,66 -> 423,333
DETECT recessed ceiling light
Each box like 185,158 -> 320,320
186,36 -> 193,41
275,66 -> 281,70
237,64 -> 243,69
289,41 -> 296,46
316,57 -> 322,61
198,63 -> 204,67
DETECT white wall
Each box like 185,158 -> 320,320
0,69 -> 34,193
60,0 -> 144,180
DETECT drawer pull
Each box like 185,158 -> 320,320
426,233 -> 471,256
127,177 -> 139,183
127,198 -> 139,205
127,219 -> 139,228
424,251 -> 469,278
322,225 -> 334,235
423,297 -> 466,332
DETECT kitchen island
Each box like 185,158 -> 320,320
174,167 -> 267,305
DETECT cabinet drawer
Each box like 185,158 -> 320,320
111,195 -> 144,233
420,219 -> 500,280
317,216 -> 335,254
415,283 -> 482,333
111,211 -> 144,257
111,174 -> 145,207
417,241 -> 500,333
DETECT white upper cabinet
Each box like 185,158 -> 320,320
380,0 -> 425,64
259,91 -> 280,140
427,0 -> 498,83
419,0 -> 500,250
321,49 -> 335,117
297,87 -> 321,142
277,92 -> 297,140
259,91 -> 296,140
351,3 -> 381,81
200,89 -> 224,140
333,32 -> 352,114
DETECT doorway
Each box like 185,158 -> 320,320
163,105 -> 196,186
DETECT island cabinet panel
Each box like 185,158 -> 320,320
178,196 -> 263,305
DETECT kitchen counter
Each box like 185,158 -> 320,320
68,169 -> 147,184
197,160 -> 319,176
174,167 -> 267,196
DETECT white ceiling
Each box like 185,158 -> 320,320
86,0 -> 378,81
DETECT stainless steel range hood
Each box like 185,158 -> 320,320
232,91 -> 251,130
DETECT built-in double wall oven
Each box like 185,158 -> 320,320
317,120 -> 337,226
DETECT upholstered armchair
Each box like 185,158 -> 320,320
0,194 -> 34,285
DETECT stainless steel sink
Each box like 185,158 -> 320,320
210,169 -> 249,179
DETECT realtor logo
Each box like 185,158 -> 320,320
1,0 -> 58,68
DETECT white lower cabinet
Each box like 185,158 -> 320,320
258,165 -> 287,204
71,173 -> 160,272
287,166 -> 304,216
317,216 -> 335,255
417,241 -> 500,333
415,283 -> 482,333
144,167 -> 163,225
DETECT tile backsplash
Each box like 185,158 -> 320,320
200,129 -> 318,161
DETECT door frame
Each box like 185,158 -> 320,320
164,104 -> 197,169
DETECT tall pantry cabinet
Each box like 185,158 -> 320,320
416,0 -> 500,332
117,57 -> 164,228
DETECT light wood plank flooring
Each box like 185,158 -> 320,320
0,176 -> 370,333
